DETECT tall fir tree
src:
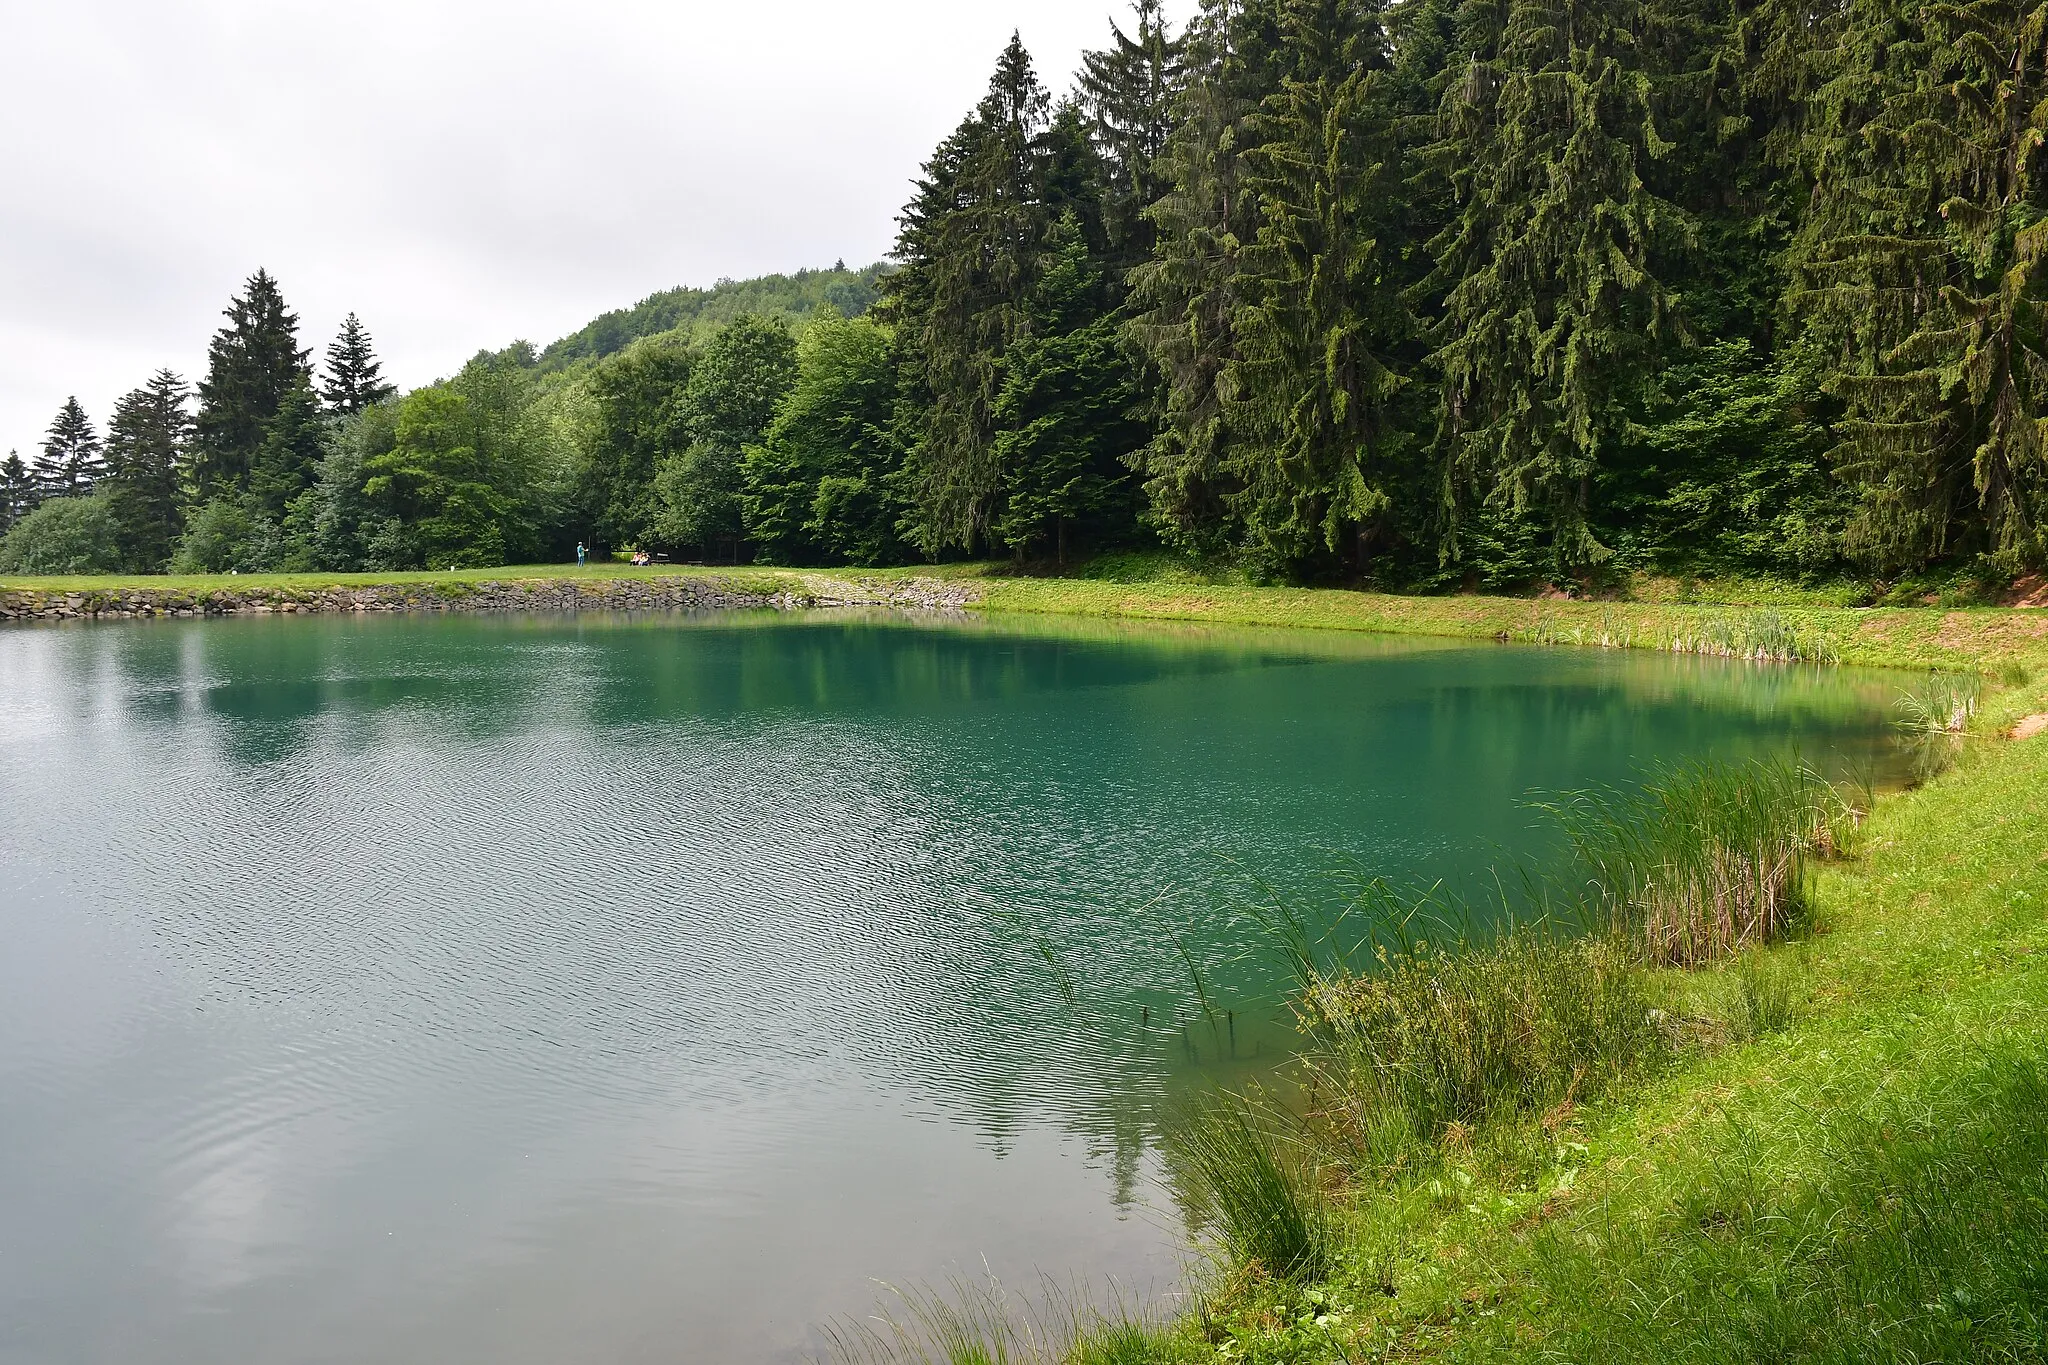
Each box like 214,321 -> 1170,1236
990,212 -> 1149,560
1787,0 -> 2048,570
1079,0 -> 1190,267
0,451 -> 37,532
1418,0 -> 1693,574
193,269 -> 316,499
1128,0 -> 1288,554
321,313 -> 397,415
37,397 -> 105,497
103,370 -> 192,572
894,34 -> 1065,552
1228,0 -> 1413,571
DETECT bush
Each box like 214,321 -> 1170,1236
0,494 -> 126,574
170,496 -> 267,573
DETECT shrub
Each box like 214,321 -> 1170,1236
170,496 -> 283,573
0,494 -> 126,574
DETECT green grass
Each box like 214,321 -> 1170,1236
0,562 -> 822,593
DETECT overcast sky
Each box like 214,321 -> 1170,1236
0,0 -> 1182,460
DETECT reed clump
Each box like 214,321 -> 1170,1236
1893,673 -> 1982,782
823,1278 -> 1201,1365
1555,758 -> 1850,967
1164,1093 -> 1333,1284
1303,927 -> 1661,1158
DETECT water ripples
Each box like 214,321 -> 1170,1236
0,611 -> 1913,1364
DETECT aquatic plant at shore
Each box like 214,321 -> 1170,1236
1302,928 -> 1661,1162
1553,758 -> 1850,967
1163,1093 -> 1333,1285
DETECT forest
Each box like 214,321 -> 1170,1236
4,0 -> 2043,592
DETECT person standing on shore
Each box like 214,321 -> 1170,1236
576,541 -> 587,568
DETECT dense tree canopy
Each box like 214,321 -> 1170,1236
15,0 -> 2048,590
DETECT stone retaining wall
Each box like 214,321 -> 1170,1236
0,575 -> 981,623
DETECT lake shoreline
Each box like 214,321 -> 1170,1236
7,565 -> 2046,675
0,571 -> 977,622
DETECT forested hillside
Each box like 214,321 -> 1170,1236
6,0 -> 2044,591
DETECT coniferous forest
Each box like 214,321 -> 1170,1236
6,0 -> 2045,592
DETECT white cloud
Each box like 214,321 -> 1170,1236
0,0 -> 1178,455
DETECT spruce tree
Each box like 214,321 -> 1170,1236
991,212 -> 1148,561
1788,0 -> 2048,570
321,313 -> 397,414
37,397 -> 105,497
1228,0 -> 1412,570
1418,0 -> 1691,574
1079,0 -> 1189,266
103,370 -> 191,572
193,269 -> 316,498
250,373 -> 328,520
1127,0 -> 1287,553
0,451 -> 37,532
895,34 -> 1062,552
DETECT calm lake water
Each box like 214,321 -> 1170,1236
0,610 -> 1908,1364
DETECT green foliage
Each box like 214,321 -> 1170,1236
1128,0 -> 1287,558
365,386 -> 520,570
101,370 -> 189,572
0,493 -> 125,574
1420,0 -> 1693,573
587,333 -> 696,548
31,1 -> 2048,584
1603,343 -> 1850,577
38,396 -> 104,498
1786,0 -> 2048,574
320,313 -> 395,414
170,495 -> 276,574
1226,0 -> 1410,570
1078,0 -> 1188,265
645,314 -> 799,555
540,264 -> 887,370
0,451 -> 36,533
990,213 -> 1147,560
891,34 -> 1067,552
192,269 -> 316,500
741,313 -> 909,565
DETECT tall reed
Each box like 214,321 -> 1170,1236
1303,926 -> 1661,1156
1553,758 -> 1849,967
1164,1092 -> 1332,1283
1893,673 -> 1981,782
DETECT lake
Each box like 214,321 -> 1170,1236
0,609 -> 1908,1364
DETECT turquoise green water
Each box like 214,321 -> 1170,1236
0,610 -> 1908,1364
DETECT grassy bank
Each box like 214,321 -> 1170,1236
974,576 -> 2048,675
